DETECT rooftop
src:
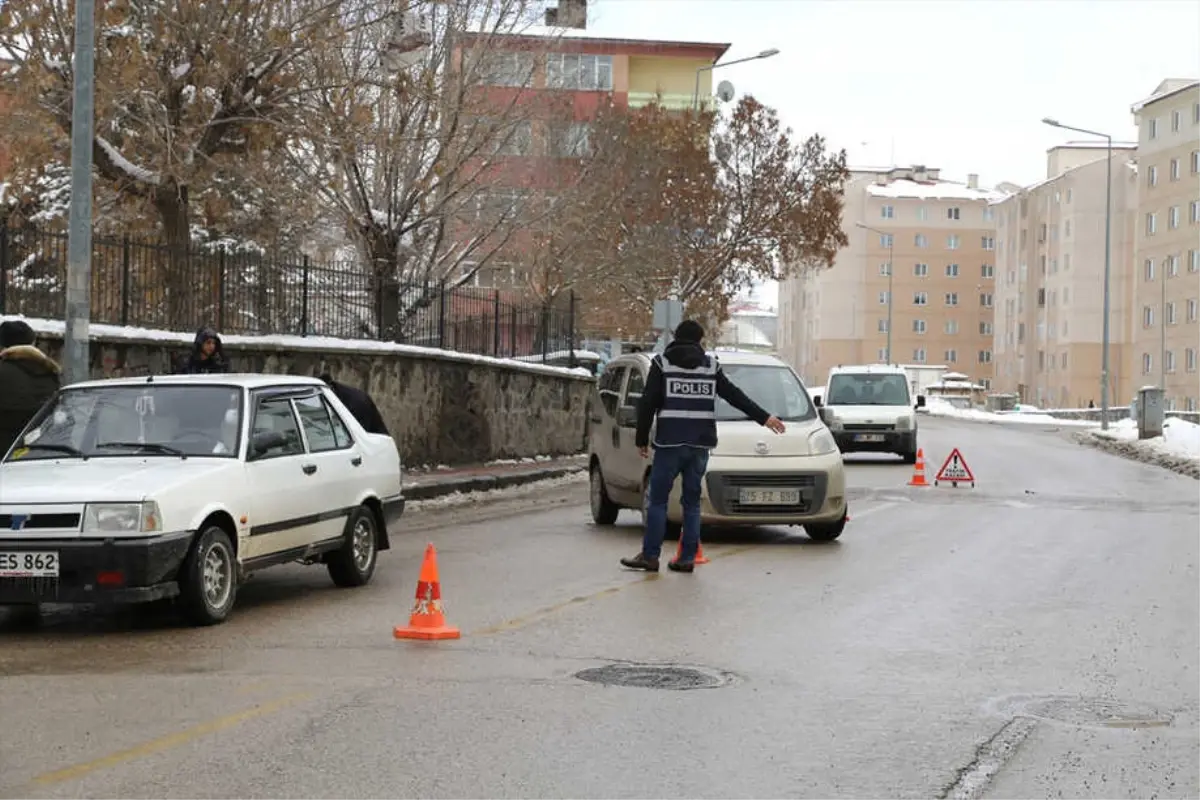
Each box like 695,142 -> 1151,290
466,27 -> 731,59
1130,78 -> 1200,113
865,179 -> 1008,202
66,374 -> 325,391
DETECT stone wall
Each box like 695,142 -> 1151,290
30,331 -> 595,467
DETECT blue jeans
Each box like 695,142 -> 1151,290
643,445 -> 710,562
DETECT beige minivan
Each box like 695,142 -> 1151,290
587,350 -> 849,541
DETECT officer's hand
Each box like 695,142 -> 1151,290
765,416 -> 786,434
639,446 -> 650,458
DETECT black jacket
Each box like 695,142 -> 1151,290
327,380 -> 390,436
0,345 -> 62,453
175,327 -> 230,374
634,341 -> 771,449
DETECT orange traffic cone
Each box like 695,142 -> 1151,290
675,537 -> 711,565
393,543 -> 460,641
907,448 -> 930,487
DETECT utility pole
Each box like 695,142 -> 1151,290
63,0 -> 96,385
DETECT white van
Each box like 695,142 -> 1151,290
587,350 -> 849,541
813,364 -> 925,463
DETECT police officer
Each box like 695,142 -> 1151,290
620,319 -> 786,573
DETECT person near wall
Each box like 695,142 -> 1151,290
620,319 -> 786,574
319,373 -> 390,436
175,326 -> 229,374
0,320 -> 62,453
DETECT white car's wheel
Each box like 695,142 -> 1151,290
327,506 -> 378,588
179,526 -> 238,626
590,463 -> 619,525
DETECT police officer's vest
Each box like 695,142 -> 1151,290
653,352 -> 720,449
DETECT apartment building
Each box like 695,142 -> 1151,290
990,144 -> 1140,408
1130,78 -> 1200,411
777,165 -> 1004,387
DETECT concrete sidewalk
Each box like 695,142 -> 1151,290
404,454 -> 587,501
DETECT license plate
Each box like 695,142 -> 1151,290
854,433 -> 886,442
0,551 -> 60,578
738,488 -> 801,505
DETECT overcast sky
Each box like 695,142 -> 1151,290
584,0 -> 1200,310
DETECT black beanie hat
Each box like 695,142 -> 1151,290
0,320 -> 36,349
673,319 -> 704,343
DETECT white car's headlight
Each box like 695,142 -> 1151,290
808,428 -> 838,456
895,415 -> 914,430
823,412 -> 842,431
83,502 -> 163,533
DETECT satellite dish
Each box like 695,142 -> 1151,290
716,80 -> 735,102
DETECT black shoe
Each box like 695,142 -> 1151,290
620,553 -> 660,572
668,560 -> 695,573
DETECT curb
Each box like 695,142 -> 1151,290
1073,431 -> 1200,480
404,463 -> 588,501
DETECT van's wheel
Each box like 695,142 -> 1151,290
327,506 -> 378,588
805,509 -> 847,542
901,448 -> 918,465
641,474 -> 682,539
590,463 -> 620,525
178,526 -> 237,626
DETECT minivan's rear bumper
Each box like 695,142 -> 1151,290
835,429 -> 916,454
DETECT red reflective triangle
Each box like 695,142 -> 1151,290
934,447 -> 975,483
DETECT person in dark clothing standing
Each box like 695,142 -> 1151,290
319,373 -> 390,436
620,319 -> 785,574
175,327 -> 229,374
0,320 -> 62,453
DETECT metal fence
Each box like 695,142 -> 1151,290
0,224 -> 577,361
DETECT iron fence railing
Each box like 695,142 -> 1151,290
0,224 -> 577,362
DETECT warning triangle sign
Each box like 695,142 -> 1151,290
934,447 -> 975,486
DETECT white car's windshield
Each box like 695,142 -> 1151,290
5,385 -> 243,461
717,365 -> 815,422
826,373 -> 911,406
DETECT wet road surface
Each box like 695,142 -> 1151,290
1,417 -> 1197,799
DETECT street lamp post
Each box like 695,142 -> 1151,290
692,48 -> 780,112
857,222 -> 894,363
1042,117 -> 1114,430
63,0 -> 97,386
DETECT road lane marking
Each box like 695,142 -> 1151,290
27,691 -> 313,789
471,503 -> 894,637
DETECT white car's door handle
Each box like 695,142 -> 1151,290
350,455 -> 363,467
302,463 -> 317,476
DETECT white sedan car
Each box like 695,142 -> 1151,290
0,374 -> 405,625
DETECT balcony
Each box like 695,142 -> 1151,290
627,91 -> 712,111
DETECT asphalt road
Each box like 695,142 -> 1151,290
1,416 -> 1197,799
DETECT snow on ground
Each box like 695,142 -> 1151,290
485,454 -> 555,466
406,470 -> 587,512
923,397 -> 1100,427
1094,417 -> 1200,463
0,314 -> 595,381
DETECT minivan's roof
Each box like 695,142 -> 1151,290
610,349 -> 789,368
828,364 -> 908,376
64,373 -> 325,391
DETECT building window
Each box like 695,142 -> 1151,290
1192,201 -> 1200,224
1064,253 -> 1071,270
1171,158 -> 1182,181
1037,287 -> 1046,307
1063,287 -> 1070,304
478,50 -> 536,87
1143,353 -> 1153,374
915,233 -> 928,248
880,233 -> 893,248
1145,258 -> 1156,281
945,292 -> 959,306
878,318 -> 890,332
492,121 -> 533,156
947,207 -> 961,220
1049,257 -> 1058,273
879,262 -> 892,276
916,206 -> 928,221
545,53 -> 613,90
1192,250 -> 1200,272
1146,213 -> 1157,235
978,350 -> 993,364
914,262 -> 929,277
982,236 -> 995,250
1172,109 -> 1182,132
1195,102 -> 1200,124
1167,350 -> 1177,373
947,235 -> 960,250
913,319 -> 926,334
945,263 -> 959,277
1143,306 -> 1154,327
1064,220 -> 1071,237
980,292 -> 993,308
881,205 -> 894,219
1148,117 -> 1158,139
913,291 -> 928,306
944,349 -> 957,363
1188,298 -> 1198,321
1167,302 -> 1178,325
983,207 -> 995,222
980,321 -> 993,335
1169,206 -> 1181,229
913,348 -> 927,363
981,263 -> 994,278
877,348 -> 888,362
1148,165 -> 1158,186
1193,150 -> 1200,174
547,122 -> 592,157
878,290 -> 890,305
945,319 -> 959,335
1187,348 -> 1197,372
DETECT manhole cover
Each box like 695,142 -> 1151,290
991,694 -> 1174,729
574,663 -> 733,690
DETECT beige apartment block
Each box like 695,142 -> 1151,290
778,165 -> 1003,388
1130,79 -> 1200,411
991,144 -> 1140,409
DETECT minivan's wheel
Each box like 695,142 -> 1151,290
327,506 -> 378,588
641,474 -> 682,539
901,447 -> 918,465
179,526 -> 237,626
590,463 -> 620,525
805,510 -> 847,542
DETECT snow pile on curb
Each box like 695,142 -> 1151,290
1077,417 -> 1200,478
924,398 -> 1099,427
486,454 -> 556,466
0,314 -> 595,381
407,470 -> 588,512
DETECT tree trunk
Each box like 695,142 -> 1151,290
153,182 -> 195,329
